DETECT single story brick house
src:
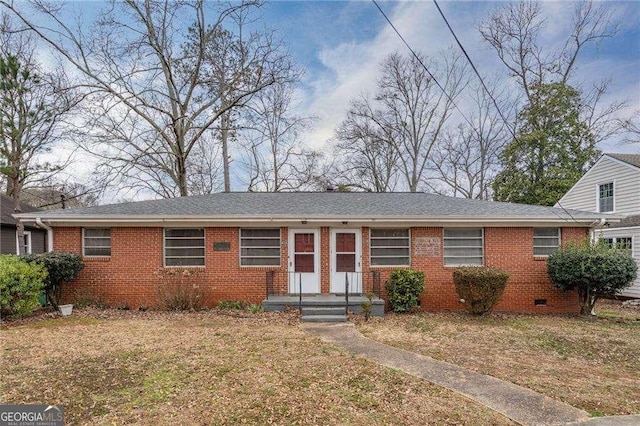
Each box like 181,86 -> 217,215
14,192 -> 617,313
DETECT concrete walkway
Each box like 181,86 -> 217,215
303,322 -> 640,426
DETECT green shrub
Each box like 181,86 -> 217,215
217,300 -> 248,310
548,241 -> 637,316
452,267 -> 510,316
385,269 -> 425,313
0,255 -> 48,318
155,268 -> 204,311
22,252 -> 84,309
247,303 -> 264,314
360,293 -> 374,321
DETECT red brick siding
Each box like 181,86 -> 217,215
54,225 -> 586,313
55,227 -> 287,308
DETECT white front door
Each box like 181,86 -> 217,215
330,229 -> 362,294
288,229 -> 320,294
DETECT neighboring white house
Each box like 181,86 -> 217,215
557,153 -> 640,298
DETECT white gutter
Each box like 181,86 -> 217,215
12,215 -> 612,225
35,218 -> 54,252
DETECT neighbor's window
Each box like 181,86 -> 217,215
370,228 -> 410,266
83,228 -> 111,256
443,228 -> 484,266
533,228 -> 561,256
164,228 -> 205,266
598,182 -> 614,212
240,228 -> 281,266
601,236 -> 633,255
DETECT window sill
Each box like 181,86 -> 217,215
533,256 -> 549,261
369,265 -> 411,269
83,256 -> 111,262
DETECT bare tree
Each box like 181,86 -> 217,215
333,95 -> 400,192
479,0 -> 626,145
334,51 -> 467,192
20,181 -> 99,210
617,110 -> 640,148
427,80 -> 512,199
2,0 -> 296,198
240,82 -> 318,192
0,15 -> 78,253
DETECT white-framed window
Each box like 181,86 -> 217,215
83,228 -> 111,256
601,236 -> 633,255
443,228 -> 484,266
164,228 -> 205,267
598,182 -> 614,213
533,228 -> 561,256
370,228 -> 410,266
240,228 -> 281,266
16,230 -> 32,254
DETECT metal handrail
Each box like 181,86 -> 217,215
264,270 -> 382,299
299,273 -> 302,313
345,272 -> 349,315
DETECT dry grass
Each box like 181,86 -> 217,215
356,300 -> 640,417
1,308 -> 510,425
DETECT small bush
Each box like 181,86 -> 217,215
155,268 -> 205,311
247,303 -> 264,314
217,300 -> 248,310
385,269 -> 425,313
0,255 -> 48,318
453,267 -> 510,316
22,252 -> 84,308
548,241 -> 637,316
360,293 -> 374,321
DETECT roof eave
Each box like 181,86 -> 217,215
13,213 -> 616,227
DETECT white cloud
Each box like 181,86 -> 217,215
299,1 -> 640,154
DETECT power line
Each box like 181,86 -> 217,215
431,0 -> 520,144
371,0 -> 478,133
431,0 -> 582,224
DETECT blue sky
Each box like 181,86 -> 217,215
256,1 -> 640,153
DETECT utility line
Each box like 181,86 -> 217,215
373,0 -> 579,224
431,0 -> 519,143
371,0 -> 478,133
431,0 -> 579,224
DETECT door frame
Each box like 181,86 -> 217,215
288,228 -> 321,294
330,228 -> 362,294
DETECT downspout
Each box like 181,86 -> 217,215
589,218 -> 607,244
35,218 -> 54,252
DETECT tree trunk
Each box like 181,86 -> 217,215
221,112 -> 231,193
11,181 -> 25,255
578,289 -> 597,316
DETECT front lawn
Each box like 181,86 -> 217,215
356,300 -> 640,417
1,308 -> 510,425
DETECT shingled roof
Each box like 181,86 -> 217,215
1,194 -> 41,226
607,153 -> 640,168
14,192 -> 614,226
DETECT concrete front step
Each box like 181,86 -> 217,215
301,314 -> 347,323
302,307 -> 346,316
263,295 -> 385,317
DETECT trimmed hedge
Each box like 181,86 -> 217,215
453,266 -> 510,316
385,269 -> 425,313
0,255 -> 48,318
22,252 -> 84,308
548,241 -> 637,316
